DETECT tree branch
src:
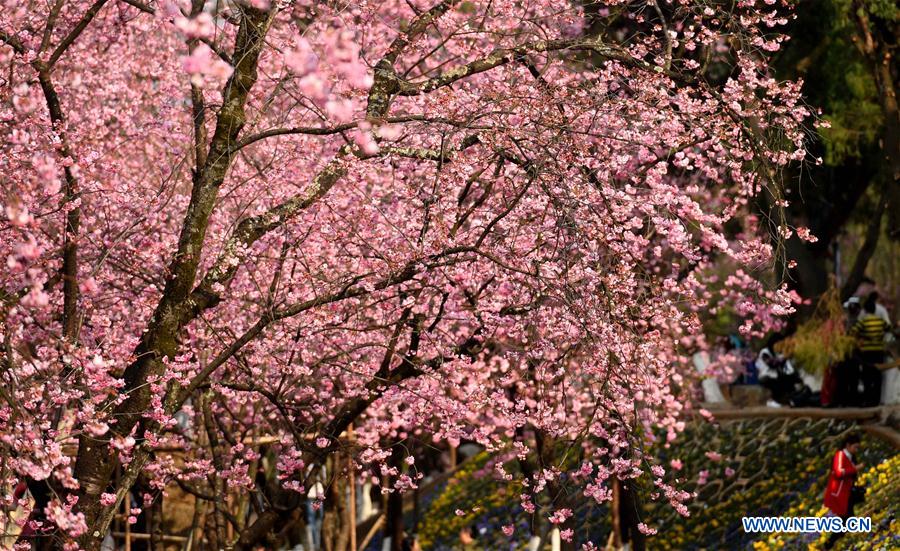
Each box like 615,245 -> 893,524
176,158 -> 347,328
36,71 -> 81,342
0,30 -> 26,54
399,38 -> 624,95
118,0 -> 153,14
841,192 -> 887,301
366,0 -> 461,117
46,0 -> 110,68
73,6 -> 278,546
232,114 -> 475,153
173,253 -> 452,408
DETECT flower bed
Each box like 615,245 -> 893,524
647,419 -> 894,549
413,418 -> 896,550
416,453 -> 527,550
752,452 -> 900,550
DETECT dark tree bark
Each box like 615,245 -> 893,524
611,479 -> 645,551
850,2 -> 899,240
774,161 -> 876,317
841,193 -> 887,300
71,8 -> 277,548
322,455 -> 350,551
384,446 -> 405,551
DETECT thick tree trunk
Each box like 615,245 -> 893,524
852,1 -> 900,239
236,509 -> 281,550
71,8 -> 276,549
841,193 -> 887,300
322,456 -> 350,551
384,447 -> 405,551
610,479 -> 645,551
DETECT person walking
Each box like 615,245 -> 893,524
823,433 -> 862,549
850,293 -> 891,406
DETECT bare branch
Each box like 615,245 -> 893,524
232,122 -> 359,151
118,0 -> 154,14
400,38 -> 579,94
233,114 -> 475,152
0,30 -> 26,54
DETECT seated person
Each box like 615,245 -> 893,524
756,347 -> 807,406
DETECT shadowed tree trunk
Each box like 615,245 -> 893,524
70,8 -> 277,549
384,446 -> 405,551
610,479 -> 645,551
322,455 -> 351,551
850,1 -> 899,239
841,192 -> 887,300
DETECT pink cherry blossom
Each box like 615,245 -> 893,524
796,227 -> 818,243
284,37 -> 318,77
697,470 -> 710,486
45,499 -> 86,538
549,508 -> 573,525
174,13 -> 216,39
181,43 -> 233,88
0,0 -> 809,546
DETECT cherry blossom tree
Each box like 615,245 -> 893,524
1,0 -> 810,549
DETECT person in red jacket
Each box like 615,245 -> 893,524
823,433 -> 861,549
